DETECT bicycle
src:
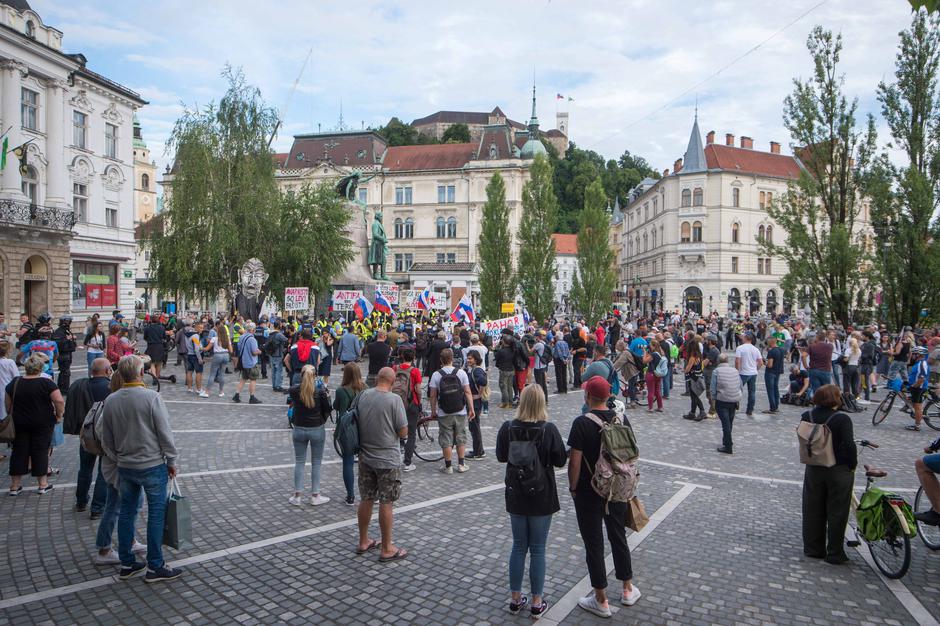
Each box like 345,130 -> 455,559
871,380 -> 939,430
846,440 -> 913,579
412,412 -> 443,462
913,486 -> 940,550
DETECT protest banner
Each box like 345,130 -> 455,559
331,289 -> 362,312
284,287 -> 309,311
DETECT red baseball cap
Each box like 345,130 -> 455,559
583,375 -> 611,400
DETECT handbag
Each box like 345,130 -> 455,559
0,377 -> 18,443
162,477 -> 192,550
625,496 -> 649,532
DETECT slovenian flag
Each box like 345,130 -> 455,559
450,294 -> 475,323
353,295 -> 374,320
416,287 -> 432,311
374,290 -> 393,314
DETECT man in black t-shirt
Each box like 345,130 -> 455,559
366,330 -> 392,387
763,337 -> 785,414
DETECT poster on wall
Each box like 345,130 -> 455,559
86,285 -> 102,308
101,285 -> 117,307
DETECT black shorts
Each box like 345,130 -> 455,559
185,354 -> 203,374
911,387 -> 926,404
146,343 -> 166,363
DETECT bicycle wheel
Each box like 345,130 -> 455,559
413,419 -> 443,462
922,398 -> 940,431
866,506 -> 912,579
872,392 -> 895,425
914,487 -> 940,550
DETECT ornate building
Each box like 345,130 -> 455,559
133,115 -> 156,223
0,0 -> 145,322
551,233 -> 577,313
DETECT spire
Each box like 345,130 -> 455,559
520,82 -> 547,160
611,195 -> 623,224
682,111 -> 707,173
528,82 -> 539,130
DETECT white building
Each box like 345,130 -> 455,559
551,233 -> 577,312
0,0 -> 145,322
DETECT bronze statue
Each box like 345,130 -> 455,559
368,211 -> 389,280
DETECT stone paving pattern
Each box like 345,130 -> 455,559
1,355 -> 939,625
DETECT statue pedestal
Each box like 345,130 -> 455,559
336,204 -> 377,286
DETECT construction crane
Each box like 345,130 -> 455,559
267,46 -> 314,150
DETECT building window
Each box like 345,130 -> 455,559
395,254 -> 404,272
395,186 -> 412,205
106,207 -> 118,228
731,256 -> 739,273
72,111 -> 87,149
680,222 -> 691,243
652,197 -> 658,214
758,258 -> 764,274
141,173 -> 149,190
404,217 -> 414,239
765,258 -> 772,274
394,218 -> 404,239
436,252 -> 445,263
660,225 -> 664,246
358,188 -> 368,205
73,182 -> 88,222
692,187 -> 703,206
643,233 -> 648,252
105,123 -> 118,159
436,216 -> 446,238
21,88 -> 37,130
766,191 -> 773,206
681,189 -> 691,207
765,225 -> 773,244
21,165 -> 37,203
447,216 -> 457,238
651,229 -> 656,248
760,191 -> 774,210
692,221 -> 702,242
644,203 -> 649,221
758,225 -> 765,241
25,20 -> 34,38
731,222 -> 739,243
732,187 -> 740,207
72,260 -> 118,310
438,185 -> 456,203
447,253 -> 456,263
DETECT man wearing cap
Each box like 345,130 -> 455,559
532,330 -> 550,402
734,332 -> 763,417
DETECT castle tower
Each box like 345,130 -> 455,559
133,114 -> 157,223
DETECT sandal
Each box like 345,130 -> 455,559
378,548 -> 408,563
905,424 -> 921,432
355,539 -> 378,555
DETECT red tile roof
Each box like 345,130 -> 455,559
704,144 -> 802,179
383,143 -> 477,171
552,233 -> 578,255
285,132 -> 386,169
272,153 -> 288,167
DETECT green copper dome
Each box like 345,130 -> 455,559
133,113 -> 147,150
520,84 -> 546,160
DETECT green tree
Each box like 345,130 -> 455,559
874,11 -> 940,327
477,172 -> 514,318
570,178 -> 616,324
441,123 -> 471,143
517,154 -> 558,321
375,117 -> 438,146
763,27 -> 877,326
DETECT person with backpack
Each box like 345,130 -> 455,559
800,384 -> 856,565
288,365 -> 333,506
65,358 -> 112,519
642,339 -> 666,412
366,330 -> 392,387
532,330 -> 550,403
333,362 -> 366,505
266,322 -> 289,392
906,346 -> 931,432
567,376 -> 641,616
464,350 -> 488,460
393,348 -> 422,472
429,348 -> 475,474
552,331 -> 570,394
495,385 -> 567,618
317,330 -> 334,386
710,354 -> 742,454
288,329 -> 320,387
858,331 -> 878,404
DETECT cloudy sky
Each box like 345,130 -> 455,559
30,0 -> 914,178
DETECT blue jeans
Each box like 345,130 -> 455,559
292,426 -> 326,494
807,369 -> 832,398
663,365 -> 673,398
740,374 -> 756,414
76,447 -> 108,513
271,357 -> 284,390
207,352 -> 229,391
86,351 -> 101,371
509,513 -> 552,597
831,362 -> 843,388
765,371 -> 780,411
342,453 -> 355,500
96,481 -> 142,549
118,464 -> 169,569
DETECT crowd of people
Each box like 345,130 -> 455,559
4,305 -> 940,617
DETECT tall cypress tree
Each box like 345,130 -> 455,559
478,172 -> 514,318
517,154 -> 558,322
570,178 -> 616,324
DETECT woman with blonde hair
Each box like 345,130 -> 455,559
495,384 -> 567,618
333,362 -> 366,505
841,335 -> 862,399
204,320 -> 232,397
288,364 -> 332,506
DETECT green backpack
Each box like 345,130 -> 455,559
669,343 -> 679,360
856,487 -> 917,542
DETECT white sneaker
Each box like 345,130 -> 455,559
131,540 -> 147,555
857,399 -> 871,405
288,495 -> 304,506
198,390 -> 209,398
621,585 -> 641,606
187,388 -> 194,394
440,465 -> 453,474
578,593 -> 612,618
456,464 -> 469,473
218,391 -> 225,397
92,549 -> 120,565
402,463 -> 417,472
310,494 -> 330,506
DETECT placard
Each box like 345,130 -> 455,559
481,314 -> 525,339
399,289 -> 448,310
284,287 -> 309,311
375,283 -> 400,305
331,289 -> 362,312
500,302 -> 515,314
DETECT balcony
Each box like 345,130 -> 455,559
677,241 -> 706,261
0,199 -> 77,233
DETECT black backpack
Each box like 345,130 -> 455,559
436,368 -> 465,414
537,342 -> 553,367
505,424 -> 546,496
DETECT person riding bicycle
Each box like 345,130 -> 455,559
914,435 -> 940,526
905,346 -> 930,432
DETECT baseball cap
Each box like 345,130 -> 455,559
583,375 -> 611,400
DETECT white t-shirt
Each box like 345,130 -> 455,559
429,366 -> 470,416
463,344 -> 488,368
735,343 -> 763,375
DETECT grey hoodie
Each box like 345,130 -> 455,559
100,386 -> 178,471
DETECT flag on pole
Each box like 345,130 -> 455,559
353,295 -> 374,320
521,307 -> 531,324
449,294 -> 475,323
416,287 -> 432,311
567,96 -> 574,102
374,290 -> 393,314
556,93 -> 564,100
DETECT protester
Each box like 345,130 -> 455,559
734,332 -> 763,417
495,334 -> 517,408
204,320 -> 232,398
429,348 -> 475,473
288,365 -> 332,506
552,331 -> 570,394
184,321 -> 207,397
906,346 -> 930,432
318,330 -> 334,385
334,362 -> 366,505
66,358 -> 112,517
232,322 -> 262,404
366,330 -> 392,387
806,333 -> 834,398
52,316 -> 77,393
143,318 -> 168,383
267,322 -> 289,392
83,320 -> 106,372
683,340 -> 706,421
288,328 -> 319,387
495,385 -> 567,618
464,349 -> 488,460
395,347 -> 423,472
710,354 -> 742,454
643,339 -> 665,412
763,336 -> 784,414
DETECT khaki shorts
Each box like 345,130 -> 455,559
437,413 -> 468,449
240,364 -> 260,381
358,463 -> 402,504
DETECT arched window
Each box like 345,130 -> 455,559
447,216 -> 457,238
651,228 -> 657,248
731,222 -> 739,243
732,187 -> 740,207
394,218 -> 404,239
627,239 -> 632,256
644,204 -> 649,221
436,216 -> 445,238
681,189 -> 691,207
692,187 -> 703,206
643,233 -> 648,252
767,289 -> 778,314
141,173 -> 150,191
404,217 -> 414,239
21,165 -> 37,204
680,222 -> 691,243
765,225 -> 773,244
635,236 -> 640,254
758,225 -> 765,241
25,20 -> 34,38
659,225 -> 664,246
692,221 -> 702,242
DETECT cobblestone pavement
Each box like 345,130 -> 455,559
1,355 -> 939,625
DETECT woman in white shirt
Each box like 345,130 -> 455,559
842,335 -> 862,399
204,320 -> 232,397
83,320 -> 106,371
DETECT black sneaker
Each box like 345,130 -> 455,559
345,495 -> 355,506
914,509 -> 940,526
74,503 -> 87,513
89,511 -> 102,521
465,452 -> 486,460
531,600 -> 549,619
232,393 -> 241,403
509,595 -> 529,615
145,565 -> 183,583
249,396 -> 262,405
717,446 -> 733,454
119,562 -> 146,580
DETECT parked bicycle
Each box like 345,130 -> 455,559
412,412 -> 443,462
913,486 -> 940,551
871,379 -> 940,430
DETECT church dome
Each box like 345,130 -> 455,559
520,136 -> 546,159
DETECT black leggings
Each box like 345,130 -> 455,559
9,421 -> 53,477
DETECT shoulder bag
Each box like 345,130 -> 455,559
0,377 -> 18,443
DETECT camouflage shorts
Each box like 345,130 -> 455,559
358,463 -> 402,504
